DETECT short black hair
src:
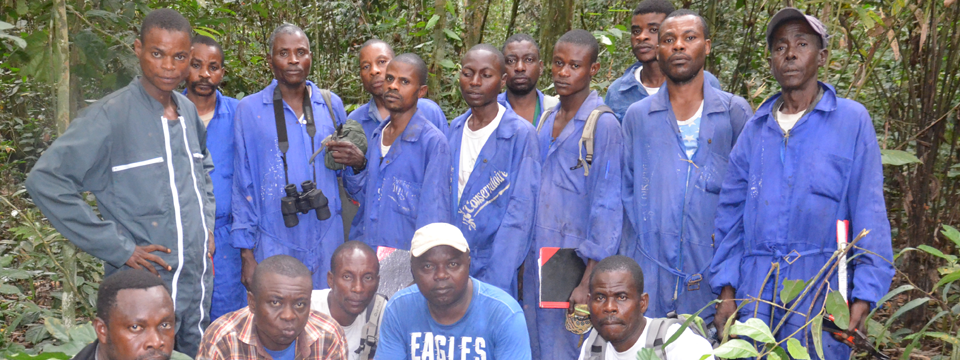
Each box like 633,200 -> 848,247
360,38 -> 395,57
140,8 -> 191,42
268,24 -> 308,56
192,35 -> 224,64
633,0 -> 676,16
330,241 -> 379,274
97,270 -> 170,324
502,33 -> 540,57
465,44 -> 506,74
391,53 -> 428,87
556,29 -> 600,63
664,9 -> 710,39
252,255 -> 313,294
589,255 -> 645,296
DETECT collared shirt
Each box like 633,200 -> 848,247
604,61 -> 722,121
347,98 -> 449,142
197,307 -> 348,360
497,90 -> 558,127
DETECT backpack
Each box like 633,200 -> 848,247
585,312 -> 713,360
354,293 -> 388,360
536,103 -> 614,176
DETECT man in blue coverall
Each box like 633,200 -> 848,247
328,53 -> 451,250
232,24 -> 348,291
605,0 -> 721,121
523,30 -> 623,360
620,10 -> 753,330
497,34 -> 558,126
183,35 -> 246,319
709,9 -> 894,359
448,44 -> 540,299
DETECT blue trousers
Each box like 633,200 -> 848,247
210,223 -> 247,320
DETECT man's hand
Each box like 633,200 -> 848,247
568,283 -> 590,312
240,249 -> 257,291
207,230 -> 215,258
834,299 -> 870,345
125,245 -> 172,276
714,285 -> 738,340
325,139 -> 366,169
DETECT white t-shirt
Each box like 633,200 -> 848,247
310,289 -> 364,360
634,66 -> 660,96
380,121 -> 392,156
577,317 -> 716,360
776,104 -> 804,132
458,104 -> 506,200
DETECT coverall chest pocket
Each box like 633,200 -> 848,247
808,151 -> 852,202
552,147 -> 585,194
698,150 -> 729,194
110,157 -> 167,217
387,177 -> 421,218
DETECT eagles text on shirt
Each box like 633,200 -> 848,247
409,332 -> 488,360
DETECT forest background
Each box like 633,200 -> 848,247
0,0 -> 959,358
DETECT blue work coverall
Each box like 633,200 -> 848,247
605,61 -> 721,121
348,97 -> 449,141
184,89 -> 247,319
522,91 -> 623,360
619,84 -> 752,324
496,90 -> 557,127
231,80 -> 347,290
447,106 -> 541,299
344,112 -> 451,249
708,83 -> 894,359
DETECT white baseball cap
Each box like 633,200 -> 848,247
409,223 -> 470,257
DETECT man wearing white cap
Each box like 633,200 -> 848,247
373,223 -> 532,360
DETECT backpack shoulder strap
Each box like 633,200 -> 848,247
645,317 -> 683,360
585,329 -> 607,360
318,89 -> 339,129
357,294 -> 388,359
578,105 -> 614,176
536,106 -> 556,134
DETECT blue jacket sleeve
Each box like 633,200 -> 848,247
620,105 -> 640,244
708,125 -> 752,294
372,298 -> 408,360
576,114 -> 624,261
416,134 -> 452,228
488,129 -> 541,291
343,165 -> 367,204
417,98 -> 449,135
847,108 -> 894,306
493,309 -> 534,360
230,104 -> 258,249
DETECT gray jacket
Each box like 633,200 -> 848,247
26,77 -> 215,273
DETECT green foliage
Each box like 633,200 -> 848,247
825,291 -> 850,330
880,149 -> 923,166
729,318 -> 775,344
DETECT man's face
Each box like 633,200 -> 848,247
95,286 -> 176,360
270,31 -> 312,88
768,19 -> 827,91
359,43 -> 393,97
412,246 -> 471,308
631,12 -> 666,63
326,249 -> 380,318
134,28 -> 191,93
589,270 -> 648,349
552,42 -> 600,97
460,50 -> 506,108
248,273 -> 312,351
187,44 -> 224,97
657,15 -> 711,85
383,61 -> 426,113
503,41 -> 542,96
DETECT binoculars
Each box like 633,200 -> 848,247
280,180 -> 331,228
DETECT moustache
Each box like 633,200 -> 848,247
599,317 -> 626,326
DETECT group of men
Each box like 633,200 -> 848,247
25,0 -> 894,359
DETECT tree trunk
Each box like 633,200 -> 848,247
506,0 -> 521,40
537,0 -> 574,89
54,0 -> 77,328
428,0 -> 447,97
463,0 -> 491,49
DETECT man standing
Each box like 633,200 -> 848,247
497,34 -> 558,125
374,223 -> 531,360
311,241 -> 385,360
448,44 -> 540,298
73,270 -> 176,360
523,30 -> 623,360
328,54 -> 451,250
619,10 -> 752,326
577,256 -> 715,360
26,9 -> 213,356
198,255 -> 348,360
183,34 -> 246,320
232,24 -> 348,291
709,9 -> 894,359
604,0 -> 721,121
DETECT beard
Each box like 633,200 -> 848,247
659,55 -> 704,86
188,79 -> 217,97
506,80 -> 536,96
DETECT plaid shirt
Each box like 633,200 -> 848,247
197,307 -> 347,360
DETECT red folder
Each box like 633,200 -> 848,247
539,247 -> 586,309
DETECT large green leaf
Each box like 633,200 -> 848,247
884,297 -> 930,329
880,149 -> 921,166
780,279 -> 807,304
786,338 -> 811,359
0,283 -> 22,295
825,291 -> 850,330
425,14 -> 440,30
811,314 -> 825,359
917,244 -> 957,263
941,225 -> 960,249
729,318 -> 776,344
443,29 -> 461,42
712,339 -> 759,359
933,270 -> 960,291
5,353 -> 70,360
43,318 -> 70,342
